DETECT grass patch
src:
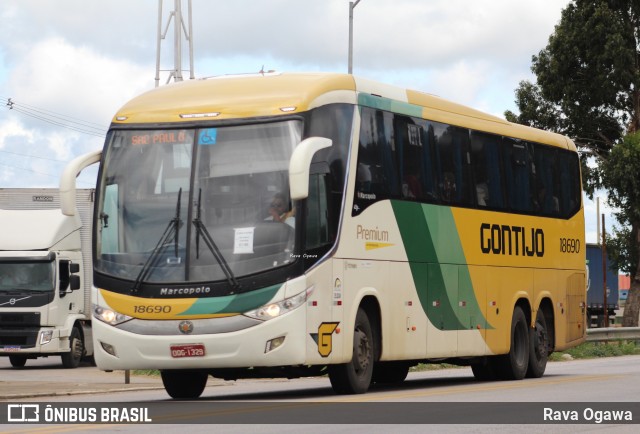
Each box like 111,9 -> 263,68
132,369 -> 160,376
549,341 -> 640,361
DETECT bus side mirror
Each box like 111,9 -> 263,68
289,137 -> 332,200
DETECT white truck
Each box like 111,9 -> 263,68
0,151 -> 100,368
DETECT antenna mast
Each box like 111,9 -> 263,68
155,0 -> 195,87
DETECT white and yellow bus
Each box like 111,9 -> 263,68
91,72 -> 586,398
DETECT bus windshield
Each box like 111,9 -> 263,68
96,120 -> 302,287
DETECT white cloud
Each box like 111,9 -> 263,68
7,37 -> 152,126
0,0 -> 573,191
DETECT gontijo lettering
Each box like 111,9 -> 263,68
480,223 -> 544,257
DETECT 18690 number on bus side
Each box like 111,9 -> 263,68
560,238 -> 581,253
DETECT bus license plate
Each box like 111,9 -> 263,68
170,344 -> 205,358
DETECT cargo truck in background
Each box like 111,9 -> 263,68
586,243 -> 619,328
0,151 -> 101,368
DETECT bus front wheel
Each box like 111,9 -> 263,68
328,308 -> 374,394
498,306 -> 530,380
161,370 -> 208,399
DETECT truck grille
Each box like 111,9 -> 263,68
0,328 -> 38,347
0,312 -> 41,326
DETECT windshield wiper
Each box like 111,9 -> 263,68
131,189 -> 183,294
193,188 -> 240,291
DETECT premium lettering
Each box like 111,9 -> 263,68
480,223 -> 544,257
357,224 -> 389,242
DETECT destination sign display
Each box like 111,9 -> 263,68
130,130 -> 191,146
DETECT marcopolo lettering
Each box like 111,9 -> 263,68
480,223 -> 544,257
160,286 -> 211,296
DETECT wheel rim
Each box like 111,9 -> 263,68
354,328 -> 371,374
534,320 -> 547,359
70,337 -> 83,361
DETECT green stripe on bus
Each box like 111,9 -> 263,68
392,201 -> 491,330
178,283 -> 282,316
358,93 -> 423,118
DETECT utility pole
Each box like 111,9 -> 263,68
348,0 -> 362,74
155,0 -> 195,87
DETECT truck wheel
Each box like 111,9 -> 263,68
526,309 -> 549,378
161,370 -> 208,399
328,308 -> 374,394
497,306 -> 530,380
61,327 -> 84,369
9,355 -> 27,368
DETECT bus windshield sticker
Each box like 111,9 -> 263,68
233,227 -> 255,254
198,128 -> 218,145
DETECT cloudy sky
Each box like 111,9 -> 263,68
0,0 -> 614,242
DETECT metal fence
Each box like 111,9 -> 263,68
586,327 -> 640,342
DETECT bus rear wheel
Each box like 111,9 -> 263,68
328,308 -> 374,394
471,357 -> 498,381
161,370 -> 208,399
526,309 -> 549,378
497,306 -> 530,380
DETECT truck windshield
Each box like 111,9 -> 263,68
0,261 -> 55,292
96,120 -> 302,287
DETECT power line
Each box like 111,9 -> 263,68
0,162 -> 96,187
0,148 -> 69,163
2,96 -> 108,137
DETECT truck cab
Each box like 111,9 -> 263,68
0,191 -> 94,368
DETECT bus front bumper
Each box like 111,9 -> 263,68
92,306 -> 308,371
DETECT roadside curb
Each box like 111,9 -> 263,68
0,382 -> 165,400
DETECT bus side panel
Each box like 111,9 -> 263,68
458,265 -> 489,356
304,259 -> 344,365
379,261 -> 428,361
562,272 -> 587,349
484,267 -> 533,355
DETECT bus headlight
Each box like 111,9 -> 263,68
244,286 -> 314,321
93,304 -> 133,326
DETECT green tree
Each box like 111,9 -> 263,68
506,0 -> 640,326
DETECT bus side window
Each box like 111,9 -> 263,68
504,140 -> 534,213
434,124 -> 472,206
305,173 -> 332,268
470,131 -> 504,209
353,107 -> 399,215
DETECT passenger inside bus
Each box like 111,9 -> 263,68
441,172 -> 457,202
265,192 -> 295,228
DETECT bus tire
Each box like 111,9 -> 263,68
161,370 -> 208,399
471,357 -> 498,381
497,306 -> 529,380
328,308 -> 374,394
9,355 -> 27,368
526,309 -> 549,378
372,361 -> 410,384
61,327 -> 84,369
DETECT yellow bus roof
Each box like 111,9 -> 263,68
111,72 -> 575,152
